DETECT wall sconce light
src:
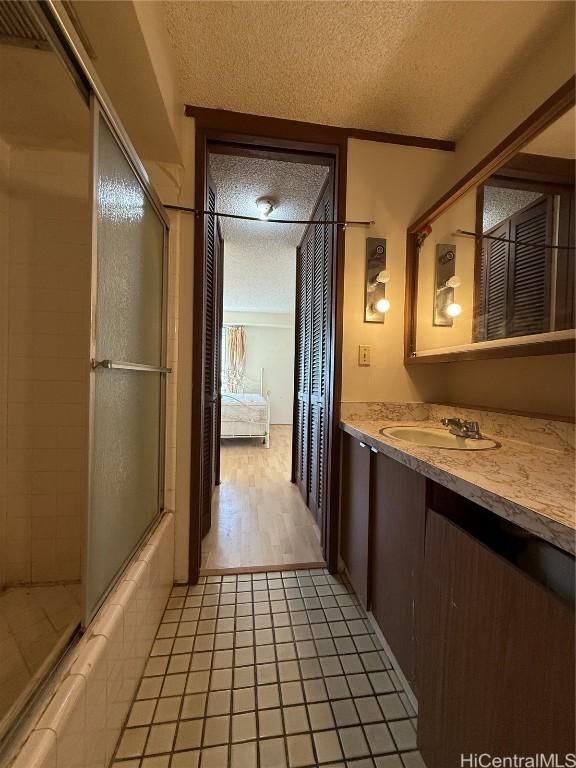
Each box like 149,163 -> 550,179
256,197 -> 275,220
365,238 -> 389,323
433,244 -> 462,327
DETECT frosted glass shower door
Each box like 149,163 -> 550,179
84,104 -> 169,624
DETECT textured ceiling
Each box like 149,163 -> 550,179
164,0 -> 574,141
523,107 -> 576,158
209,153 -> 328,312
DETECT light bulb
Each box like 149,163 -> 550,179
446,302 -> 462,318
376,269 -> 390,284
375,298 -> 391,313
256,197 -> 274,220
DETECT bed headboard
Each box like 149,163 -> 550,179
223,367 -> 264,396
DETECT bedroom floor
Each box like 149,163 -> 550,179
201,426 -> 324,571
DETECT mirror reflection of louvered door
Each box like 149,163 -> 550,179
201,172 -> 222,537
478,196 -> 552,341
294,176 -> 334,533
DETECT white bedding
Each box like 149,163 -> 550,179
221,393 -> 268,437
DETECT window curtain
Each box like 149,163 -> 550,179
226,325 -> 246,392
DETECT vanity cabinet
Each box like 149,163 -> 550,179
419,509 -> 576,765
370,452 -> 426,694
340,432 -> 371,607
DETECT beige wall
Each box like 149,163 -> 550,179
443,354 -> 575,419
1,145 -> 90,585
223,311 -> 295,425
342,139 -> 452,404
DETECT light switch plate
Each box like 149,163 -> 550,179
358,345 -> 371,366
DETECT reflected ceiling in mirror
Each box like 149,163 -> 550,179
412,105 -> 575,358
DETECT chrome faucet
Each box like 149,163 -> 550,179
441,417 -> 482,439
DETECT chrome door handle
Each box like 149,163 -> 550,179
92,359 -> 172,373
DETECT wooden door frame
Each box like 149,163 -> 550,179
188,113 -> 348,584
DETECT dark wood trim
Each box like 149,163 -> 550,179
207,141 -> 334,167
404,75 -> 576,365
472,185 -> 485,342
186,104 -> 455,153
189,123 -> 207,585
409,76 -> 575,233
189,118 -> 347,582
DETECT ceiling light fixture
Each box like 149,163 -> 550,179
256,197 -> 274,220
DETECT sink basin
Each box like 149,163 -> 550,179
380,426 -> 499,451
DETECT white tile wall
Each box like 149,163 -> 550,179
2,145 -> 91,585
7,511 -> 175,768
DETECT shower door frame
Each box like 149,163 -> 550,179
28,1 -> 172,628
84,98 -> 170,626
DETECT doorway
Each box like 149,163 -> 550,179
189,120 -> 346,582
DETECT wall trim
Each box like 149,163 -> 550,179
185,104 -> 456,153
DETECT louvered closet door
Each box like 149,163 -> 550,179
480,220 -> 509,341
201,172 -> 221,537
293,175 -> 334,533
294,236 -> 313,499
508,197 -> 552,337
307,184 -> 334,527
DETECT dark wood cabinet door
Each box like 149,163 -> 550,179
370,453 -> 426,694
420,510 -> 576,767
340,433 -> 371,607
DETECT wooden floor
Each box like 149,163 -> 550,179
201,425 -> 324,571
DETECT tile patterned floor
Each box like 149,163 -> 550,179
112,569 -> 426,768
0,583 -> 81,722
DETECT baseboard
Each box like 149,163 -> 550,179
367,611 -> 419,715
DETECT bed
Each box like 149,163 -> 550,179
220,368 -> 271,447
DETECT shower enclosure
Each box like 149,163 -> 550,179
0,0 -> 169,739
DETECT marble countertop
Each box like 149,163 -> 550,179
341,416 -> 576,555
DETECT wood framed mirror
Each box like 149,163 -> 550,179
405,77 -> 575,364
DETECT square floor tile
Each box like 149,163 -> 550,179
389,719 -> 417,750
203,715 -> 230,746
153,696 -> 181,723
145,722 -> 176,755
174,719 -> 202,751
259,707 -> 283,737
170,750 -> 200,768
314,729 -> 343,764
286,733 -> 315,767
307,702 -> 334,731
231,740 -> 257,768
339,726 -> 370,759
281,680 -> 304,706
365,722 -> 396,755
116,727 -> 148,759
206,690 -> 231,716
332,698 -> 359,727
232,711 -> 257,743
181,693 -> 206,720
233,686 -> 256,713
201,745 -> 229,767
260,736 -> 287,768
283,705 -> 309,735
258,683 -> 280,709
